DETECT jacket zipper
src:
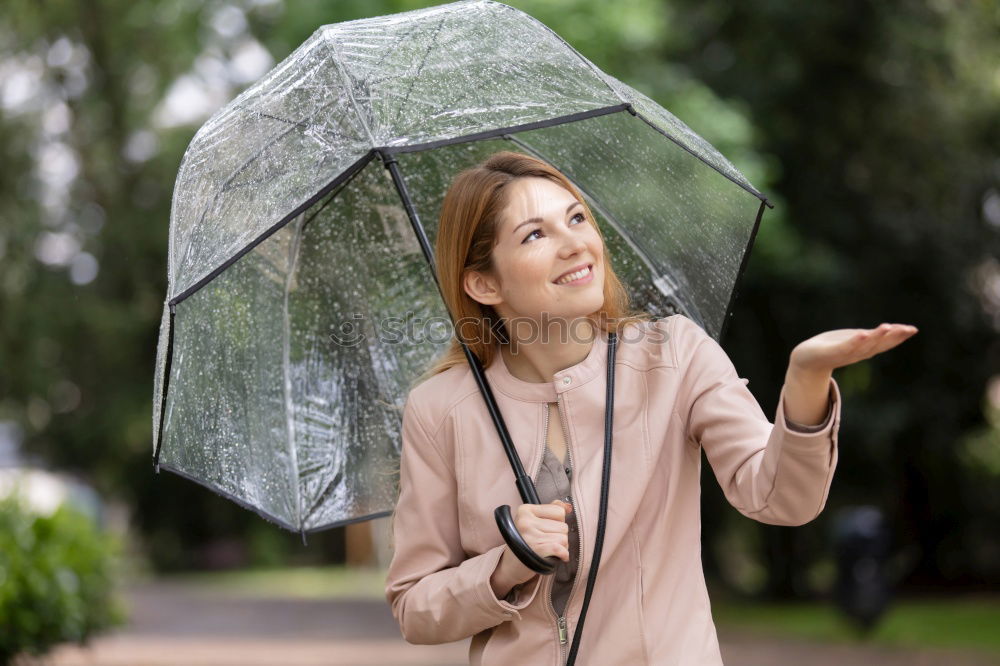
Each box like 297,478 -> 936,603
543,395 -> 584,666
538,407 -> 563,662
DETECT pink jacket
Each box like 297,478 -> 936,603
385,314 -> 841,665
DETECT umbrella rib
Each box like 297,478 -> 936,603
216,108 -> 327,195
323,31 -> 377,145
718,199 -> 767,344
256,111 -> 308,130
388,14 -> 448,130
383,103 -> 630,154
304,508 -> 393,535
152,307 -> 175,469
170,151 -> 376,307
302,469 -> 345,526
173,95 -> 353,291
281,216 -> 307,531
502,133 -> 691,319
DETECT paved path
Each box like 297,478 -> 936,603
24,583 -> 999,666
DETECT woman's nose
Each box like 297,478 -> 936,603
557,228 -> 587,257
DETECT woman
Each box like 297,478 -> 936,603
384,151 -> 916,665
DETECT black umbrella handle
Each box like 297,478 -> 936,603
493,452 -> 559,574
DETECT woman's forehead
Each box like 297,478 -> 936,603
501,177 -> 577,227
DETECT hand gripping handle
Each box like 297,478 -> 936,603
494,504 -> 558,575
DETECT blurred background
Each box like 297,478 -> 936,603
1,0 -> 997,664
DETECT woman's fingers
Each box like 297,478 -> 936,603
551,499 -> 572,515
519,508 -> 570,535
855,323 -> 917,360
533,518 -> 570,535
512,501 -> 573,562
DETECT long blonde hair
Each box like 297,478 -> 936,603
386,150 -> 653,551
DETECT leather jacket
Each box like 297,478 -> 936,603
385,314 -> 841,665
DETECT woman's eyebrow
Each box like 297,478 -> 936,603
512,201 -> 583,235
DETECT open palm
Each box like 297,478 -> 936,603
790,323 -> 919,373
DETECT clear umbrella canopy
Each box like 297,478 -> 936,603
153,0 -> 770,533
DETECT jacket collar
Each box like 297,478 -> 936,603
484,320 -> 609,403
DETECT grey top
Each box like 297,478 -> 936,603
534,445 -> 580,618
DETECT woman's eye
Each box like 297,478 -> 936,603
522,212 -> 586,244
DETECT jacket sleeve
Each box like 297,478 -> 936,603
674,315 -> 841,526
384,393 -> 543,645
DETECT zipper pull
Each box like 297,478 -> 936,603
558,615 -> 568,645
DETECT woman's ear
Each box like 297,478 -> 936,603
463,269 -> 503,306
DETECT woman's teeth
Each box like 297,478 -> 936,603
556,265 -> 591,284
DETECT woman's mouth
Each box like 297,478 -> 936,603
554,264 -> 594,286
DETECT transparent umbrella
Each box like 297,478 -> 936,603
152,0 -> 771,536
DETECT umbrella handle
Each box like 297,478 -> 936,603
494,504 -> 559,575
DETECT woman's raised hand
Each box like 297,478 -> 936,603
789,322 -> 919,374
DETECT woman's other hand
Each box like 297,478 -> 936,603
491,500 -> 572,594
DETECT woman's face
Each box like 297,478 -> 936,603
464,176 -> 606,326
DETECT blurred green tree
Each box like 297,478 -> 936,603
665,0 -> 1000,596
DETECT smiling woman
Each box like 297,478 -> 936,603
418,150 -> 653,385
383,150 -> 914,666
388,150 -> 659,665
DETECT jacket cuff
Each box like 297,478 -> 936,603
786,397 -> 834,432
477,545 -> 542,620
774,377 -> 841,451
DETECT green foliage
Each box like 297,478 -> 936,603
0,497 -> 125,665
668,0 -> 1000,596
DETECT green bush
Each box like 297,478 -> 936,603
0,495 -> 125,665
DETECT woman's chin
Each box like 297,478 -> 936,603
550,300 -> 606,322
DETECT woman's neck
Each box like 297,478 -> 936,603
498,317 -> 596,384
